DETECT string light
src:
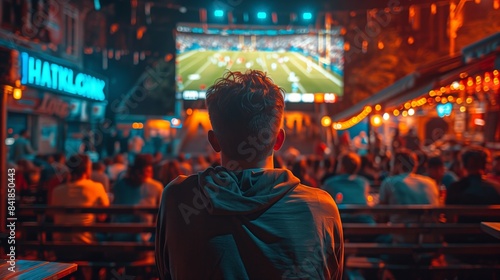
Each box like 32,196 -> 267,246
456,97 -> 463,104
466,97 -> 473,104
408,108 -> 415,116
460,106 -> 466,112
383,113 -> 390,120
333,106 -> 372,130
402,110 -> 408,117
393,109 -> 400,116
375,104 -> 382,111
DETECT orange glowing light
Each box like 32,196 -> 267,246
466,97 -> 473,104
13,88 -> 22,100
321,116 -> 332,127
393,109 -> 400,116
456,98 -> 463,104
407,36 -> 414,45
186,108 -> 193,115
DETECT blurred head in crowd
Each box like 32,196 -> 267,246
66,154 -> 92,181
291,159 -> 308,182
492,154 -> 500,176
128,154 -> 153,186
427,156 -> 445,184
27,167 -> 41,186
20,129 -> 29,138
153,151 -> 163,163
53,152 -> 66,164
114,154 -> 126,165
161,160 -> 182,185
205,70 -> 285,169
461,146 -> 489,176
415,150 -> 427,175
337,152 -> 361,175
391,149 -> 417,175
360,156 -> 374,171
92,162 -> 106,173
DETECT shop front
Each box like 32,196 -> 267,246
332,33 -> 500,153
5,50 -> 108,159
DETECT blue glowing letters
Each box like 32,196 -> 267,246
20,52 -> 106,101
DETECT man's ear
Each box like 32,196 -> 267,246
208,130 -> 221,153
273,128 -> 285,151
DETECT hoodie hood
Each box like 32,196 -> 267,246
198,166 -> 300,215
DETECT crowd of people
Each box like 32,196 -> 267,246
7,69 -> 500,280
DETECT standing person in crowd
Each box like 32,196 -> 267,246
104,128 -> 118,158
51,154 -> 110,244
10,129 -> 36,162
404,127 -> 421,151
391,128 -> 405,153
91,162 -> 110,193
353,131 -> 369,156
156,70 -> 344,280
107,154 -> 127,182
118,130 -> 129,155
111,154 -> 163,244
128,132 -> 145,163
322,152 -> 375,224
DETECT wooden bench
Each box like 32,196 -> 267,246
18,206 -> 159,278
338,205 -> 500,279
18,205 -> 500,278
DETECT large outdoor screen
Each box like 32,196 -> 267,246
176,24 -> 344,102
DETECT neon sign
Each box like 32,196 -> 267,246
20,52 -> 106,101
436,103 -> 452,118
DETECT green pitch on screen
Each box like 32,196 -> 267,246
177,50 -> 343,95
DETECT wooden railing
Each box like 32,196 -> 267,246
16,204 -> 500,277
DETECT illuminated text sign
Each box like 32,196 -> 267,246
20,52 -> 106,101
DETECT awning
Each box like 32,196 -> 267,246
332,38 -> 500,123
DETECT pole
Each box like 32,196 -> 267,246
0,89 -> 7,232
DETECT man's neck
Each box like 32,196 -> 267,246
221,154 -> 274,171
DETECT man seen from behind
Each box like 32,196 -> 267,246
155,70 -> 344,280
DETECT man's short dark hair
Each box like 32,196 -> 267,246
340,153 -> 361,174
394,149 -> 417,173
205,70 -> 285,161
427,156 -> 444,169
461,146 -> 488,172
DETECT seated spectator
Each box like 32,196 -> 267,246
487,154 -> 500,184
91,162 -> 110,193
445,147 -> 500,271
379,149 -> 439,241
111,154 -> 163,242
378,149 -> 440,277
156,70 -> 344,280
322,152 -> 375,224
107,154 -> 127,182
177,153 -> 192,175
291,159 -> 318,187
157,160 -> 182,186
426,156 -> 458,190
358,155 -> 379,185
51,154 -> 109,244
446,146 -> 500,213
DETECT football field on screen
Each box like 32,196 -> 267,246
177,50 -> 343,95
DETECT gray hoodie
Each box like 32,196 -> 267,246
155,166 -> 344,280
